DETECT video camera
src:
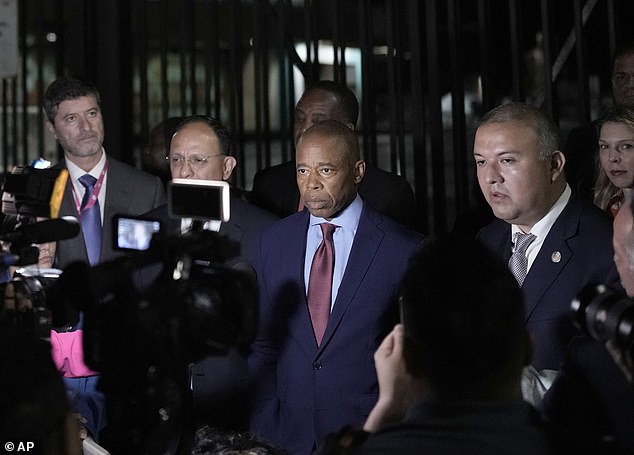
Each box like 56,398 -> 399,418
0,166 -> 79,337
571,283 -> 634,364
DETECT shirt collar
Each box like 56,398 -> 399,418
511,184 -> 571,240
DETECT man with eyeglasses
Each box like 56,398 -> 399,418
146,115 -> 277,432
565,41 -> 634,202
158,116 -> 278,247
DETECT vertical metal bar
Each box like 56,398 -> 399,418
211,0 -> 221,119
188,0 -> 197,115
359,0 -> 377,164
2,79 -> 8,169
425,0 -> 447,235
477,0 -> 494,111
408,0 -> 428,233
280,0 -> 294,163
11,78 -> 17,164
509,0 -> 523,100
253,0 -> 264,171
540,0 -> 555,119
230,0 -> 245,187
607,0 -> 616,61
573,0 -> 590,123
394,3 -> 406,178
337,0 -> 347,84
178,1 -> 189,115
19,0 -> 28,164
36,0 -> 48,159
261,3 -> 271,170
385,0 -> 398,171
447,0 -> 469,215
160,0 -> 170,119
332,0 -> 340,80
137,1 -> 149,143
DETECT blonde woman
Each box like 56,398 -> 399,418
594,106 -> 634,215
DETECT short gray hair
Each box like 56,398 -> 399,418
478,102 -> 560,161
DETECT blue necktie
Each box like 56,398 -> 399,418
79,174 -> 102,265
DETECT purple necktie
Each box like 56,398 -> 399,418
307,223 -> 337,346
79,174 -> 102,265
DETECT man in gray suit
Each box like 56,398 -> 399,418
43,77 -> 165,441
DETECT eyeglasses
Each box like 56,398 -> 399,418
166,154 -> 224,168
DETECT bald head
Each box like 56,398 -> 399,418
613,198 -> 634,297
296,120 -> 365,220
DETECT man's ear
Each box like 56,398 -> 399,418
550,150 -> 566,183
222,156 -> 238,181
46,120 -> 56,138
354,160 -> 366,184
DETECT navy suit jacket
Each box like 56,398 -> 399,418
250,160 -> 418,230
54,157 -> 166,269
248,202 -> 424,454
477,194 -> 620,371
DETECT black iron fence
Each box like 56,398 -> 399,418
1,0 -> 632,234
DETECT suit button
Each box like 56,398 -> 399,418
312,361 -> 322,370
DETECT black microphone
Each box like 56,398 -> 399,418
0,217 -> 80,245
0,246 -> 40,267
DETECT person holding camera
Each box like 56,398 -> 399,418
542,194 -> 634,454
319,236 -> 556,455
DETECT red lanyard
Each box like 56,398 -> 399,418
71,162 -> 109,216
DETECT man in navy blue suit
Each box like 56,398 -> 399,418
248,120 -> 424,454
475,102 -> 620,374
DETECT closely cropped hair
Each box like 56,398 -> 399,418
478,102 -> 560,160
306,80 -> 359,126
612,41 -> 634,73
400,235 -> 528,399
298,119 -> 361,162
172,115 -> 233,156
43,77 -> 101,123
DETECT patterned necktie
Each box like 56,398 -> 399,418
79,174 -> 102,265
307,223 -> 337,346
508,232 -> 536,287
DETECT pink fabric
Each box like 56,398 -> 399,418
50,329 -> 99,378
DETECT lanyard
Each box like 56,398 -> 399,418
71,162 -> 109,216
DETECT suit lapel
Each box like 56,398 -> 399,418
279,213 -> 318,354
521,198 -> 579,321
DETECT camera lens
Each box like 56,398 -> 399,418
571,284 -> 634,348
